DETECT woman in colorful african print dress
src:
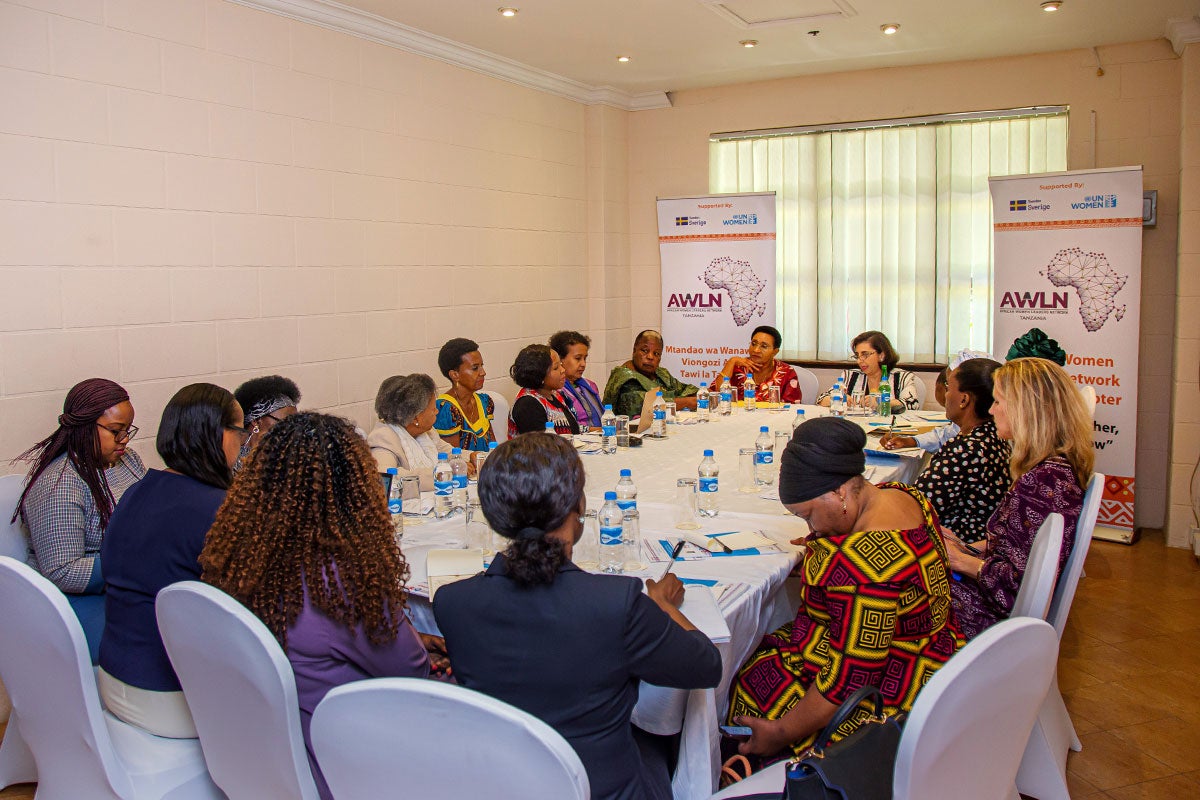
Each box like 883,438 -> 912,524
711,325 -> 803,404
728,417 -> 964,759
942,358 -> 1093,640
433,337 -> 496,452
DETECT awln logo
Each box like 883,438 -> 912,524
667,293 -> 723,308
999,291 -> 1069,309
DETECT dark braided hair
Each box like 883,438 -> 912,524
12,378 -> 131,528
478,433 -> 585,587
200,412 -> 409,648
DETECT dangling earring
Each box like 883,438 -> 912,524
841,496 -> 848,516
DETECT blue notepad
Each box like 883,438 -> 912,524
679,577 -> 719,587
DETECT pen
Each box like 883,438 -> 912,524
707,534 -> 735,554
659,540 -> 686,580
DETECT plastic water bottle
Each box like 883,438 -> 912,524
476,440 -> 498,472
385,467 -> 404,540
599,491 -> 624,574
792,408 -> 806,430
450,448 -> 469,513
831,380 -> 846,417
600,404 -> 617,454
697,450 -> 719,517
718,386 -> 733,416
879,365 -> 892,417
433,452 -> 454,519
696,382 -> 711,421
744,383 -> 757,412
621,500 -> 642,570
545,421 -> 556,433
755,426 -> 775,486
651,391 -> 667,437
615,468 -> 637,513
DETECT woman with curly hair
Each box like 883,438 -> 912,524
12,377 -> 146,662
433,433 -> 721,800
200,412 -> 449,800
232,374 -> 301,467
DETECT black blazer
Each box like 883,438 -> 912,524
433,556 -> 722,800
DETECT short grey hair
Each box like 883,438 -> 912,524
375,373 -> 437,426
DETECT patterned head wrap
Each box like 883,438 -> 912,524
778,417 -> 866,504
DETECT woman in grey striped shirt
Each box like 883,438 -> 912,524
12,378 -> 146,663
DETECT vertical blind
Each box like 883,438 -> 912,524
709,112 -> 1068,363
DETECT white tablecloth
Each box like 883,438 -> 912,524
400,404 -> 930,799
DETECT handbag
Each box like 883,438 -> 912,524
784,685 -> 902,800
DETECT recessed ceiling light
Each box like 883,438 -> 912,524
616,55 -> 631,63
880,23 -> 900,35
497,7 -> 518,17
1040,1 -> 1062,10
740,40 -> 758,48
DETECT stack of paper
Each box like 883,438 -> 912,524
424,549 -> 484,599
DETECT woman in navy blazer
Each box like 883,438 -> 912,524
433,433 -> 722,800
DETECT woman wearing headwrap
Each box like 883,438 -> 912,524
727,417 -> 964,759
434,434 -> 721,800
232,374 -> 301,467
12,378 -> 147,662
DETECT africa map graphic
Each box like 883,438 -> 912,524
701,256 -> 766,326
1041,247 -> 1128,332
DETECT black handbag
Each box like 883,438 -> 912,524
784,685 -> 902,800
728,685 -> 902,800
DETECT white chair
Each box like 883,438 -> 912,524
0,557 -> 221,800
1078,385 -> 1098,419
907,373 -> 928,409
1008,512 -> 1064,620
1016,473 -> 1105,800
311,678 -> 589,800
482,390 -> 510,443
792,366 -> 819,406
156,581 -> 320,800
712,618 -> 1060,800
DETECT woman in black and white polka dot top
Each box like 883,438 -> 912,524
913,358 -> 1011,544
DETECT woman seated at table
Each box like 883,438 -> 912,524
710,325 -> 802,403
13,378 -> 146,662
942,358 -> 1092,640
508,344 -> 580,437
434,434 -> 721,800
369,374 -> 478,491
816,330 -> 921,410
98,383 -> 244,738
201,413 -> 449,800
728,417 -> 963,759
550,330 -> 604,429
913,359 -> 1010,544
232,374 -> 300,468
433,337 -> 496,453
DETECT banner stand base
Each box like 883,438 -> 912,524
1093,524 -> 1138,545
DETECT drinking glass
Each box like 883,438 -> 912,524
399,475 -> 423,525
767,384 -> 781,406
665,401 -> 677,424
464,502 -> 492,554
738,447 -> 758,493
575,510 -> 599,570
615,415 -> 631,447
674,478 -> 700,530
775,430 -> 791,454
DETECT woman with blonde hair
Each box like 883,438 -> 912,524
942,357 -> 1093,639
200,412 -> 448,799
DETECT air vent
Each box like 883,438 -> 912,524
701,0 -> 857,29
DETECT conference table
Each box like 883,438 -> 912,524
399,403 -> 932,799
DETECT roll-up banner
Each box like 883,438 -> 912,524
656,193 -> 777,384
989,167 -> 1143,543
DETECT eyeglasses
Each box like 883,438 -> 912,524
854,350 -> 879,361
226,425 -> 252,442
97,424 -> 138,443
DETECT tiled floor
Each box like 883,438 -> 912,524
0,528 -> 1196,799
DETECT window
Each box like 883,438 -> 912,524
709,108 -> 1068,363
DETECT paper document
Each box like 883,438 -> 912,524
424,549 -> 484,599
677,586 -> 730,643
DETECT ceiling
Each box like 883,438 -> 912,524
332,0 -> 1200,94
